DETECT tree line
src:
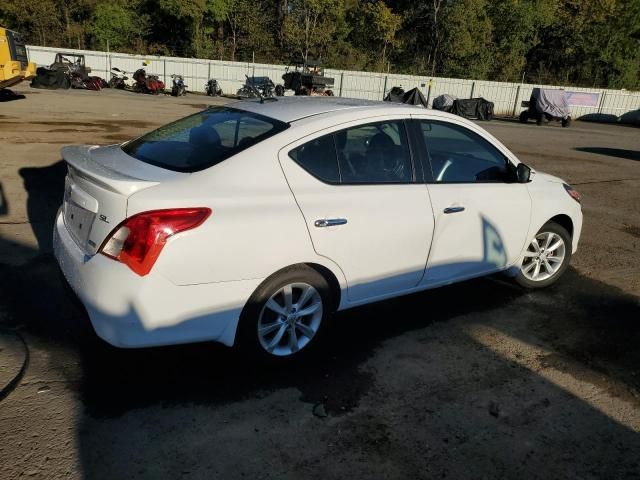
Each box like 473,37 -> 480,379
2,0 -> 639,89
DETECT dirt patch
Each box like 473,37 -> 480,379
184,103 -> 210,109
622,224 -> 640,238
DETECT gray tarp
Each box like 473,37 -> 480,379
534,88 -> 570,119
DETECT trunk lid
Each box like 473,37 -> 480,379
61,144 -> 184,255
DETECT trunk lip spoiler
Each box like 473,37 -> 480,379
61,145 -> 183,196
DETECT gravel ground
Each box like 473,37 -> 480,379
0,86 -> 639,480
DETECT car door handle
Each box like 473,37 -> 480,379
443,206 -> 465,214
314,218 -> 348,228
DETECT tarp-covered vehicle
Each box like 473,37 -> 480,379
449,97 -> 494,120
384,86 -> 428,107
520,88 -> 571,127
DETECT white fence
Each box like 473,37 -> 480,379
26,45 -> 640,121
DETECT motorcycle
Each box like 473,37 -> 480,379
132,68 -> 165,95
171,74 -> 187,96
205,79 -> 222,97
108,67 -> 133,89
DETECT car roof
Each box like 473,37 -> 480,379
231,96 -> 409,123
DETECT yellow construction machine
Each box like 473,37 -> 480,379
0,26 -> 36,93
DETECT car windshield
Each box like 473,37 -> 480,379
122,106 -> 288,172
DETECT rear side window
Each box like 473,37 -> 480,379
289,135 -> 340,183
122,107 -> 288,172
289,120 -> 414,185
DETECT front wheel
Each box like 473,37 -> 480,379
519,111 -> 529,123
514,222 -> 572,289
562,117 -> 572,128
238,266 -> 333,359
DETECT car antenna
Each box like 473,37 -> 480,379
245,74 -> 276,104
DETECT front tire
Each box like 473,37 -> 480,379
515,222 -> 572,289
238,266 -> 334,359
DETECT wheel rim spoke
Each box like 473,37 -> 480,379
547,240 -> 563,252
543,259 -> 554,273
523,250 -> 537,258
295,321 -> 315,339
288,326 -> 299,353
282,284 -> 293,312
531,238 -> 541,253
296,302 -> 321,317
297,285 -> 314,309
259,321 -> 283,336
267,324 -> 288,352
532,262 -> 541,279
265,299 -> 286,316
522,261 -> 536,274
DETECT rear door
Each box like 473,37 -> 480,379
279,118 -> 435,303
411,118 -> 531,285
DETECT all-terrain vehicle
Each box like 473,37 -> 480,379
237,76 -> 275,98
277,57 -> 334,96
520,88 -> 571,127
30,53 -> 96,91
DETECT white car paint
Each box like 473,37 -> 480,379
53,97 -> 582,348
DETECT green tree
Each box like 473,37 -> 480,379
441,0 -> 493,79
283,0 -> 346,64
89,2 -> 141,51
351,1 -> 401,69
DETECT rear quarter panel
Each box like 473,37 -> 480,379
125,133 -> 348,288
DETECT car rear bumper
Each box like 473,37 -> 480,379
53,210 -> 262,348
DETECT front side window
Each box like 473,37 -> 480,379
122,107 -> 288,172
420,121 -> 510,183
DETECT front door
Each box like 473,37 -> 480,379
279,118 -> 435,302
413,119 -> 532,285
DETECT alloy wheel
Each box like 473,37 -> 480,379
257,282 -> 323,357
520,231 -> 566,282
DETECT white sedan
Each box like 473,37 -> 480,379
53,97 -> 582,358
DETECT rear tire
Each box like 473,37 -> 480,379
514,222 -> 572,289
238,266 -> 334,361
562,117 -> 571,128
536,114 -> 543,126
519,111 -> 529,123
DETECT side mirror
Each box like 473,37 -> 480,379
516,163 -> 531,183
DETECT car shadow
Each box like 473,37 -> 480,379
574,147 -> 640,162
18,161 -> 67,254
1,161 -> 640,478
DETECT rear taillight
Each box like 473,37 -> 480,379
99,208 -> 211,276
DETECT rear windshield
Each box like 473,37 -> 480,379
122,106 -> 289,172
